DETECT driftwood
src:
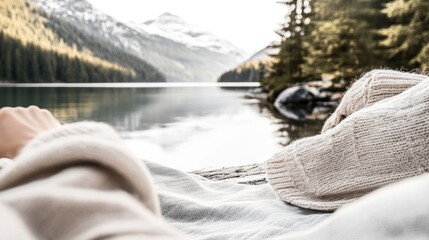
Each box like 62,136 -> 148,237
192,163 -> 267,185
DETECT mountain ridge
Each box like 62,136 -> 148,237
33,0 -> 245,82
133,12 -> 246,58
0,0 -> 164,83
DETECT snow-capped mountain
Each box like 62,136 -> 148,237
32,0 -> 245,82
131,13 -> 245,58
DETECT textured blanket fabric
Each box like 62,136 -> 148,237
146,161 -> 330,240
150,161 -> 429,239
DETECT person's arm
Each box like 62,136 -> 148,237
0,107 -> 188,240
322,70 -> 428,132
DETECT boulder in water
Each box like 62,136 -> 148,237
274,85 -> 319,105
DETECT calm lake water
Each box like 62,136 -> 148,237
0,84 -> 326,171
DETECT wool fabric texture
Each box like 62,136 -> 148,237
322,69 -> 428,132
266,70 -> 429,211
0,122 -> 188,240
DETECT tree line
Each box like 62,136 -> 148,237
0,31 -> 139,83
218,62 -> 268,82
263,0 -> 429,98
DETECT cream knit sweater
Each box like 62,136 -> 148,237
267,70 -> 429,211
0,122 -> 188,240
322,69 -> 428,132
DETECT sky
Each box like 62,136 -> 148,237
86,0 -> 286,56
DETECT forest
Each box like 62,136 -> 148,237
0,0 -> 165,83
263,0 -> 429,97
0,32 -> 138,83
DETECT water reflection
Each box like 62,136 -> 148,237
0,86 -> 330,170
251,101 -> 328,146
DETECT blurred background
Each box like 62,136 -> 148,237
0,0 -> 427,170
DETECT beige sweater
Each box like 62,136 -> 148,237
0,122 -> 187,240
267,70 -> 429,211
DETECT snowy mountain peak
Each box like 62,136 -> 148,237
144,13 -> 184,25
135,13 -> 246,58
32,0 -> 245,82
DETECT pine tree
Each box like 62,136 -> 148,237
0,32 -> 4,78
381,0 -> 429,70
303,0 -> 390,81
263,0 -> 314,97
4,40 -> 13,81
31,45 -> 40,81
14,48 -> 24,82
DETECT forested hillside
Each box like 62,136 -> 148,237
41,13 -> 164,82
218,48 -> 277,82
261,0 -> 429,98
0,32 -> 132,82
0,0 -> 164,83
33,0 -> 243,82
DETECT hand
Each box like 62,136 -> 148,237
0,106 -> 61,159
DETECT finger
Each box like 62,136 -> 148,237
0,107 -> 13,113
0,108 -> 13,123
28,105 -> 40,111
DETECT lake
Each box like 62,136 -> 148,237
0,84 -> 327,171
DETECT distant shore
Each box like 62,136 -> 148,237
0,82 -> 261,88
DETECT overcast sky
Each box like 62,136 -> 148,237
86,0 -> 285,55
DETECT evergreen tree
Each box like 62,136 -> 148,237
31,45 -> 40,81
303,0 -> 390,81
0,32 -> 4,78
381,0 -> 429,70
4,41 -> 13,81
14,48 -> 24,82
274,0 -> 313,81
262,0 -> 313,98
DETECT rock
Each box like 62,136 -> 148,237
273,84 -> 340,121
273,85 -> 319,121
274,104 -> 314,121
275,85 -> 319,105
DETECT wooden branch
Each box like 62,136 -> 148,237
191,163 -> 267,185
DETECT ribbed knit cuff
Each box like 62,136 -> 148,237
267,120 -> 360,211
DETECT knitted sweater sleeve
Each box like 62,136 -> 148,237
0,122 -> 188,240
322,70 -> 428,132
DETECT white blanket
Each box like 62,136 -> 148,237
147,160 -> 429,240
145,161 -> 330,240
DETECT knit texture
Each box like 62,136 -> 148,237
0,122 -> 188,240
322,69 -> 428,132
266,71 -> 429,211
